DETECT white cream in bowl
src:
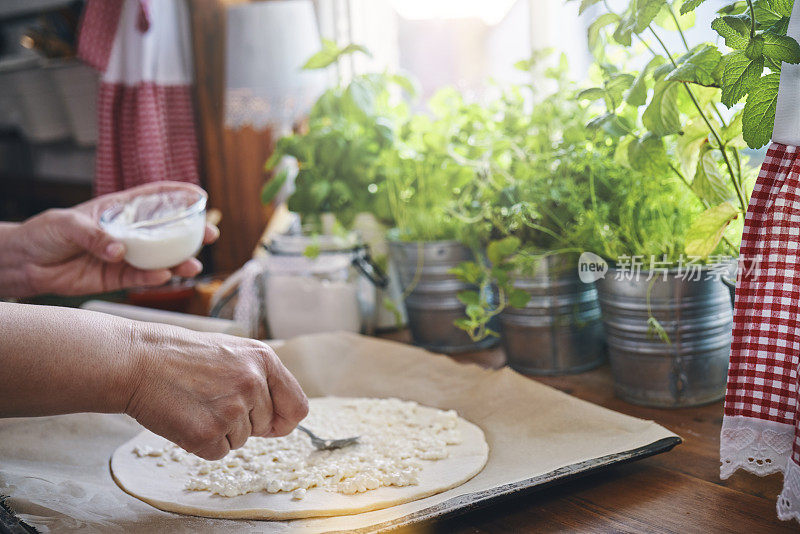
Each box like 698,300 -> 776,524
100,190 -> 207,270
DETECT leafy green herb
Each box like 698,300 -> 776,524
447,52 -> 706,340
263,44 -> 415,231
302,39 -> 371,70
579,0 -> 800,151
742,72 -> 781,147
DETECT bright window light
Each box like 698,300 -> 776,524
388,0 -> 518,25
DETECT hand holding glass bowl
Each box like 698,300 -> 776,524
10,182 -> 218,298
100,185 -> 210,271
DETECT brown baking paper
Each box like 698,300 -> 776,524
0,332 -> 679,533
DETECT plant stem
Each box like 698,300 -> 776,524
682,86 -> 747,211
646,26 -> 748,213
520,219 -> 565,243
711,102 -> 729,128
668,162 -> 694,191
668,6 -> 691,52
709,103 -> 744,191
746,0 -> 756,38
637,34 -> 659,56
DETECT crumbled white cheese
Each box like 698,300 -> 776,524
132,446 -> 163,457
133,398 -> 462,499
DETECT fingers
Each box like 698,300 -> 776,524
204,223 -> 219,244
130,333 -> 306,464
250,377 -> 275,437
226,416 -> 252,450
63,211 -> 126,262
262,348 -> 309,437
192,438 -> 230,461
108,264 -> 172,290
171,258 -> 203,278
177,405 -> 251,460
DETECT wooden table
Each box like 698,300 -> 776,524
381,332 -> 794,533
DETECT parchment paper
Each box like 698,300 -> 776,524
0,332 -> 678,533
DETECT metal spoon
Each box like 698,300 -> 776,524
297,425 -> 360,451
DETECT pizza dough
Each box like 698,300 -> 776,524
110,397 -> 489,520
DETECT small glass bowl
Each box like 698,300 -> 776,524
100,189 -> 207,270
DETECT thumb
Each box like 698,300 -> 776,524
64,211 -> 126,262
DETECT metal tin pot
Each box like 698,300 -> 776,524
721,275 -> 735,307
501,255 -> 605,376
596,269 -> 732,408
388,239 -> 498,354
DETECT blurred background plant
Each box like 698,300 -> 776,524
262,42 -> 415,234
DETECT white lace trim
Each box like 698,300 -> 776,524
720,415 -> 793,479
778,460 -> 800,523
224,88 -> 321,130
720,415 -> 800,524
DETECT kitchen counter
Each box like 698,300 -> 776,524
381,331 -> 794,533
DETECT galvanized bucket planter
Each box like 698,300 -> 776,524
501,255 -> 605,376
721,275 -> 736,307
596,268 -> 732,408
388,239 -> 499,354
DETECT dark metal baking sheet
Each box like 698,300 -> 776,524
339,436 -> 682,534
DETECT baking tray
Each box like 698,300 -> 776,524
345,436 -> 681,533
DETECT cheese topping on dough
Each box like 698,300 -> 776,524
132,398 -> 463,499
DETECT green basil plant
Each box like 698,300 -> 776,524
262,41 -> 416,232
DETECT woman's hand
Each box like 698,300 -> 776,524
6,181 -> 219,297
0,303 -> 309,461
124,324 -> 309,460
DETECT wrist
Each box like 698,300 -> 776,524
0,223 -> 35,297
105,318 -> 151,415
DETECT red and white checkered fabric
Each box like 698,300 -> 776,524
95,83 -> 199,196
722,142 -> 800,523
78,0 -> 200,196
76,0 -> 123,71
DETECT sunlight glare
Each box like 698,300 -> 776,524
388,0 -> 518,25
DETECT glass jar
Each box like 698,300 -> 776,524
261,233 -> 387,339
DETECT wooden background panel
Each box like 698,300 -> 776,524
189,0 -> 277,273
221,126 -> 277,263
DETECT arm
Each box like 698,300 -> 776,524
0,302 -> 308,460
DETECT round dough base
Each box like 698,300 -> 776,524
110,399 -> 489,520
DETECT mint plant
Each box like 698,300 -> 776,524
449,236 -> 530,341
576,0 -> 800,259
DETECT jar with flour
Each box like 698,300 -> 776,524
260,233 -> 386,339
